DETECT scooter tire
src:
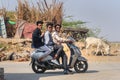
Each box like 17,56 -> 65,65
74,60 -> 88,73
32,63 -> 46,73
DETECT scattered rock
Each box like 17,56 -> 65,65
0,53 -> 6,61
0,47 -> 6,52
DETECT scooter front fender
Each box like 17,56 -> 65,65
78,56 -> 87,61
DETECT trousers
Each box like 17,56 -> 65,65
53,44 -> 68,70
31,45 -> 52,60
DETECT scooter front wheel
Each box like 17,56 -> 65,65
74,60 -> 88,73
32,63 -> 46,73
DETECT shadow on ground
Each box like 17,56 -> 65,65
85,70 -> 99,73
5,70 -> 99,80
5,71 -> 64,80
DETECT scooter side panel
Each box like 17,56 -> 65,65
78,56 -> 87,61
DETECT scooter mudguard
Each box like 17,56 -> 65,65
78,56 -> 87,61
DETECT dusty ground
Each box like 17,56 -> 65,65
0,40 -> 120,80
0,60 -> 120,80
0,43 -> 120,80
0,55 -> 120,80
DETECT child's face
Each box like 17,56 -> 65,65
47,25 -> 53,32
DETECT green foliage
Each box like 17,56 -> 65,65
62,19 -> 101,38
62,20 -> 86,28
88,27 -> 101,37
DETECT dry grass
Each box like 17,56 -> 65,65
16,0 -> 63,24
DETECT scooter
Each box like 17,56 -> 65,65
30,37 -> 88,73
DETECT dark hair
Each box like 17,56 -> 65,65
54,24 -> 61,28
36,21 -> 43,26
46,22 -> 53,27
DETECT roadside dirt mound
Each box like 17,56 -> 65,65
0,38 -> 32,61
0,38 -> 120,62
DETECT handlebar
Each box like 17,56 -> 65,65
67,36 -> 76,43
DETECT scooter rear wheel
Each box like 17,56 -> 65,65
74,60 -> 88,73
32,63 -> 46,73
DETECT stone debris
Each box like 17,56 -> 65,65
0,38 -> 32,62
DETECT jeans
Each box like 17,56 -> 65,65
31,45 -> 52,60
53,44 -> 68,70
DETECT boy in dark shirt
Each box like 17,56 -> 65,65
31,21 -> 52,61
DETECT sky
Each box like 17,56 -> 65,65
0,0 -> 120,42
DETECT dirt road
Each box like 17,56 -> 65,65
0,61 -> 120,80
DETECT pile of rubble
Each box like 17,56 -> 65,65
0,38 -> 33,62
0,38 -> 86,62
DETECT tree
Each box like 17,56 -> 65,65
62,20 -> 86,28
62,19 -> 101,38
88,27 -> 101,37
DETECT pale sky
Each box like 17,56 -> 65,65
0,0 -> 120,41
